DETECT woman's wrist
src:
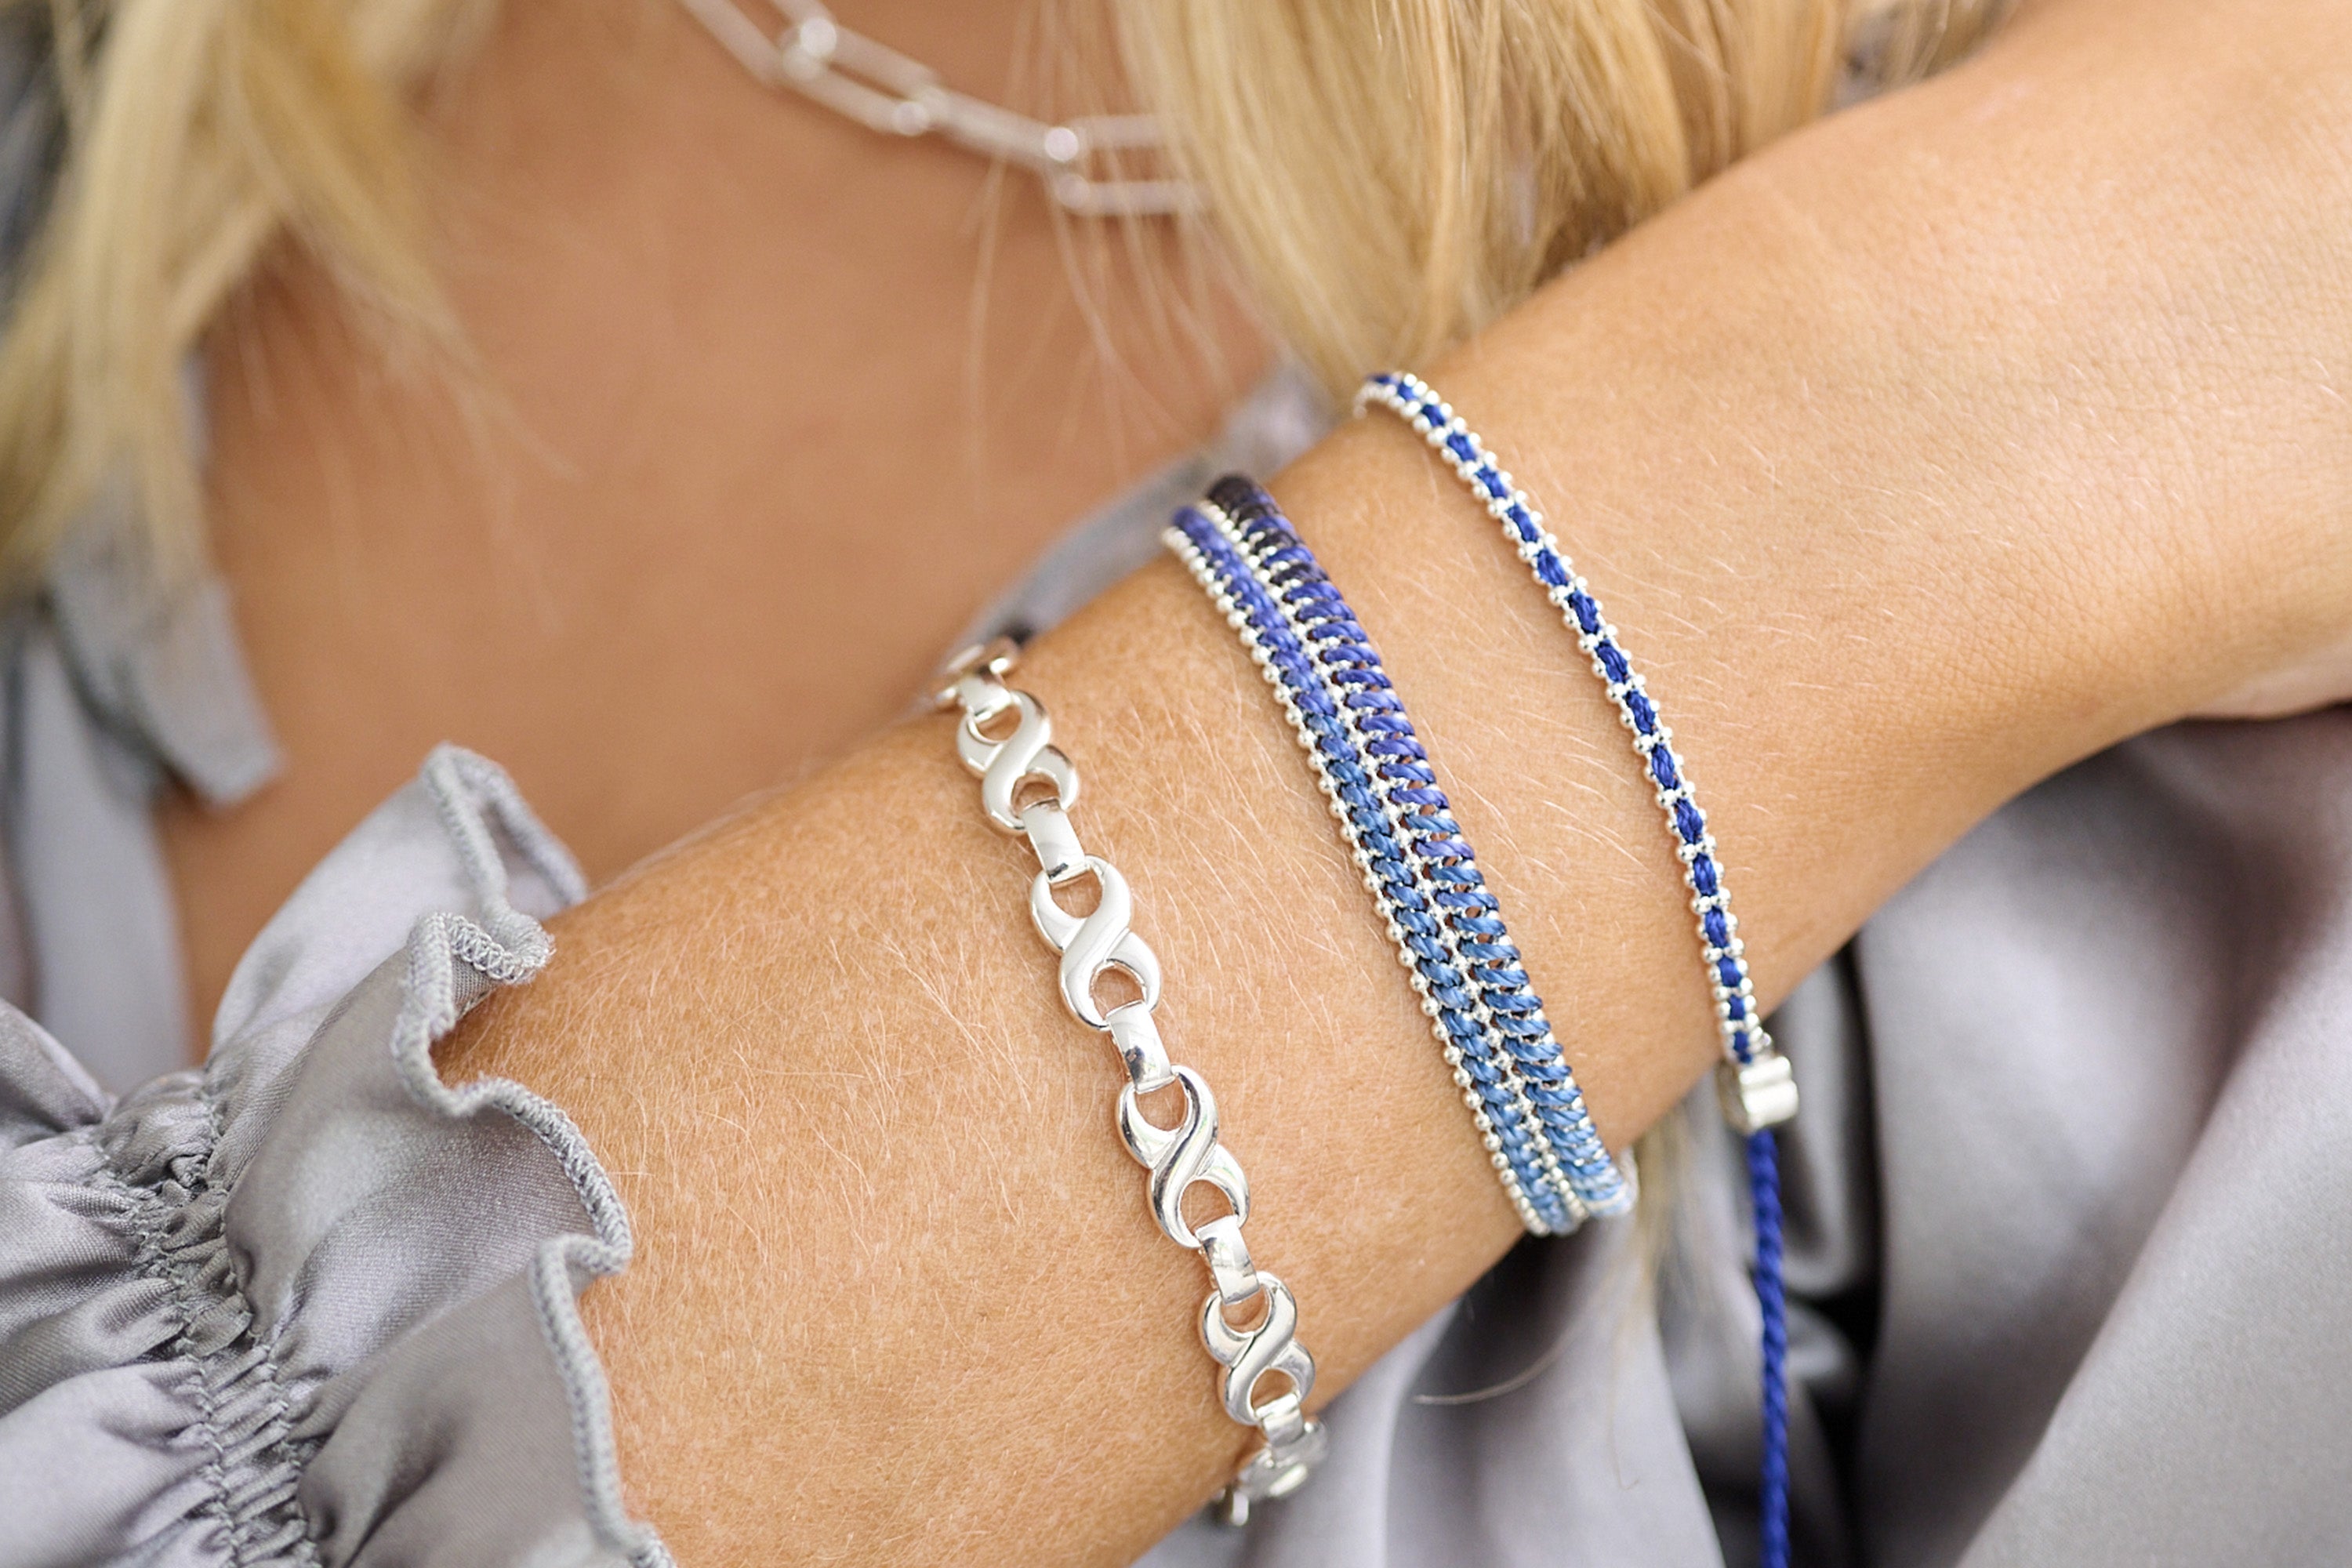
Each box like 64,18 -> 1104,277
1316,0 -> 2352,844
1750,0 -> 2352,728
440,6 -> 2352,1560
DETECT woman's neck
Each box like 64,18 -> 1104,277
171,0 -> 1265,1045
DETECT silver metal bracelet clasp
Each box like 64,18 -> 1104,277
1715,1051 -> 1799,1134
931,635 -> 1020,713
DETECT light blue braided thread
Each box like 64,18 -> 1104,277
1197,499 -> 1586,1228
1253,543 -> 1624,1208
1211,479 -> 1628,1218
1165,507 -> 1573,1233
1167,508 -> 1568,1232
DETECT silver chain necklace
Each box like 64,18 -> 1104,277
673,0 -> 1197,216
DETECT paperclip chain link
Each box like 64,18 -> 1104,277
673,0 -> 1198,216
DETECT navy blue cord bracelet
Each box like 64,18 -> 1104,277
1363,369 -> 1799,1568
1165,483 -> 1631,1235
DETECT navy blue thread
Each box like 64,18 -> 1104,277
1363,370 -> 1795,1568
1749,1128 -> 1791,1568
1206,478 -> 1630,1218
1166,506 -> 1578,1233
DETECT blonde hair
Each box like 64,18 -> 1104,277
1122,0 -> 2005,392
0,0 -> 2002,590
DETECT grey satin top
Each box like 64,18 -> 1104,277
5,29 -> 2350,1568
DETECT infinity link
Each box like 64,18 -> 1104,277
955,683 -> 1080,832
1031,858 -> 1163,1029
1117,1065 -> 1250,1250
1201,1272 -> 1329,1521
933,638 -> 1323,1523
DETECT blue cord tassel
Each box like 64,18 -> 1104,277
1748,1129 -> 1791,1568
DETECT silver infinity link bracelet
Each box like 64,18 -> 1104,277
933,637 -> 1327,1524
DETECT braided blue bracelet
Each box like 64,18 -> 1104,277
1163,503 -> 1577,1236
1165,481 -> 1631,1235
1211,479 -> 1633,1218
1361,368 -> 1797,1568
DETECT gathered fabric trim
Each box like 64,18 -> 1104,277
89,1080 -> 321,1566
83,746 -> 668,1568
384,746 -> 671,1568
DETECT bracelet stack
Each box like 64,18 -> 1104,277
934,640 -> 1327,1526
1360,369 -> 1798,1568
951,374 -> 1798,1551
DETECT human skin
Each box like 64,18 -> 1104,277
172,0 -> 1269,1036
194,0 -> 2352,1563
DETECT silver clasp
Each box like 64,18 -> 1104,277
1715,1051 -> 1799,1134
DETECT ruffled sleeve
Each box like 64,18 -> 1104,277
0,746 -> 670,1568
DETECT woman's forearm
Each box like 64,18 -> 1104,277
445,2 -> 2352,1563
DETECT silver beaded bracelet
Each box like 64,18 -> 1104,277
932,637 -> 1327,1525
1358,370 -> 1799,1568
